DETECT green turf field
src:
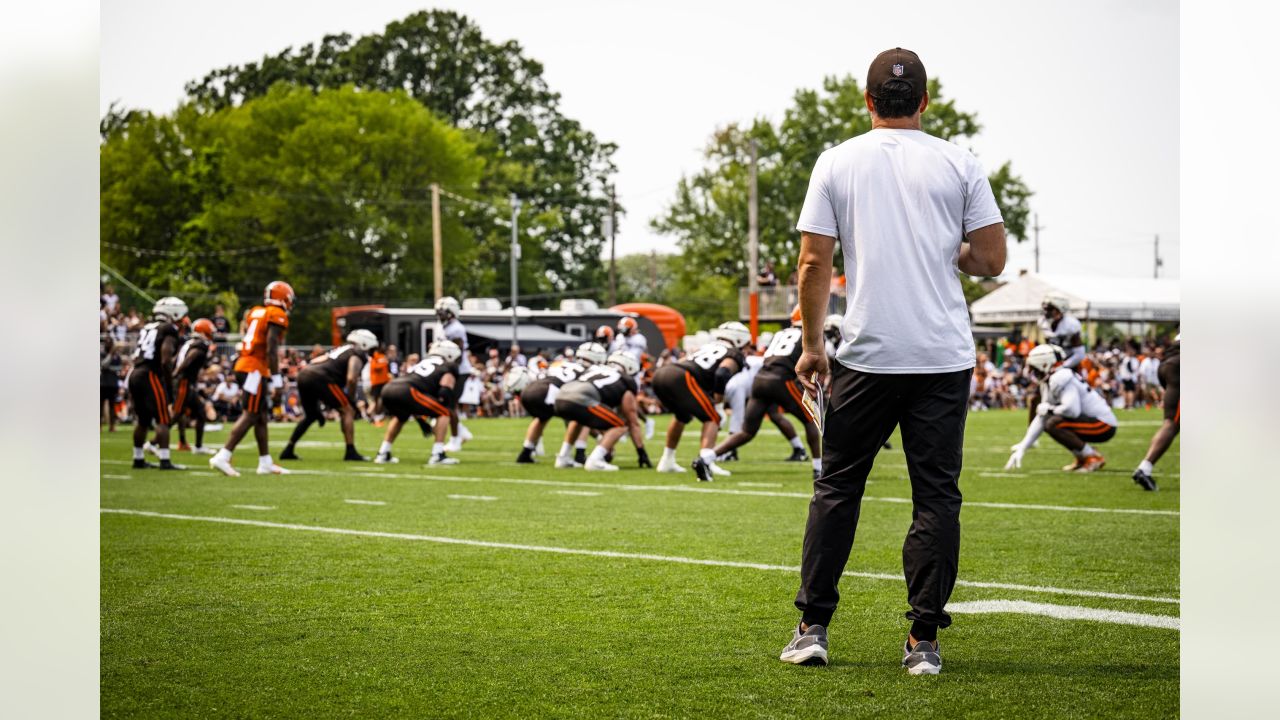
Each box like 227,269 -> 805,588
100,408 -> 1178,718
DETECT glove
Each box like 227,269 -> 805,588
636,446 -> 652,468
1036,401 -> 1054,417
1004,444 -> 1025,470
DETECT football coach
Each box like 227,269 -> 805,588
778,48 -> 1007,675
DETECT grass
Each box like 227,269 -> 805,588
101,407 -> 1178,718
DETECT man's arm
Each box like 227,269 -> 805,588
159,336 -> 178,375
958,223 -> 1007,277
173,346 -> 201,381
796,231 -> 837,393
621,392 -> 645,449
346,356 -> 364,398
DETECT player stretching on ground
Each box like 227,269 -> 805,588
210,281 -> 294,477
170,318 -> 215,454
128,297 -> 188,470
434,296 -> 474,452
513,341 -> 607,464
552,351 -> 651,471
714,308 -> 823,478
280,329 -> 379,462
1005,344 -> 1117,473
651,321 -> 751,479
373,340 -> 461,466
1132,334 -> 1179,491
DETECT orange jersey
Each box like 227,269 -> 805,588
233,305 -> 289,375
369,351 -> 390,386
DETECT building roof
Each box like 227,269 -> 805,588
969,273 -> 1180,323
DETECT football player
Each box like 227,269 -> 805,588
210,281 -> 294,477
1005,344 -> 1117,473
373,339 -> 462,466
127,296 -> 188,469
823,314 -> 843,361
171,317 -> 215,454
434,296 -> 475,452
280,329 -> 379,462
1025,293 -> 1086,425
612,316 -> 655,439
514,341 -> 607,464
551,351 -> 651,471
714,307 -> 823,478
367,345 -> 391,423
1132,334 -> 1179,491
651,321 -> 751,480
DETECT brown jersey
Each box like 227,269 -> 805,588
676,340 -> 745,392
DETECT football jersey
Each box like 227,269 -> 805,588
1042,367 -> 1117,426
543,359 -> 588,388
1038,314 -> 1085,369
368,351 -> 391,386
400,354 -> 460,396
132,320 -> 181,373
436,318 -> 472,374
234,305 -> 289,375
677,340 -> 745,392
175,336 -> 210,381
761,327 -> 804,377
618,332 -> 648,364
569,364 -> 638,408
304,344 -> 368,385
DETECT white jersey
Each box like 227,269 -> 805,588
1038,315 -> 1085,369
436,318 -> 472,374
1042,368 -> 1117,426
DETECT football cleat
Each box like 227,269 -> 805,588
691,457 -> 714,482
256,463 -> 290,475
279,447 -> 300,461
554,454 -> 582,469
516,448 -> 536,464
585,456 -> 619,472
158,460 -> 186,470
717,449 -> 739,463
644,417 -> 655,439
143,441 -> 160,458
1132,468 -> 1158,491
209,455 -> 240,477
190,446 -> 214,455
785,448 -> 808,462
708,461 -> 732,477
656,455 -> 684,473
1078,455 -> 1106,473
1062,457 -> 1086,472
458,424 -> 474,442
343,450 -> 369,462
534,439 -> 546,456
574,448 -> 588,466
373,452 -> 399,464
444,438 -> 463,453
132,458 -> 159,470
177,442 -> 192,452
429,453 -> 459,466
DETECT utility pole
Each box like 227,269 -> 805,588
510,194 -> 521,347
607,186 -> 617,306
431,183 -> 443,302
747,137 -> 760,340
1032,213 -> 1043,274
1154,234 -> 1163,279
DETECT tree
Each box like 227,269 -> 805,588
652,75 -> 1033,297
101,85 -> 483,342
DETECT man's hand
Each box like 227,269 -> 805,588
1004,444 -> 1025,470
636,446 -> 652,469
1036,401 -> 1054,417
795,351 -> 830,396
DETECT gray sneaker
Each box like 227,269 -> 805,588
779,623 -> 828,666
902,638 -> 942,675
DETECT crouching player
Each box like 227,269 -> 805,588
1005,344 -> 1117,473
513,341 -> 608,464
373,339 -> 461,466
280,329 -> 379,462
552,351 -> 651,471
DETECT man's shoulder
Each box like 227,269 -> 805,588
1049,368 -> 1076,389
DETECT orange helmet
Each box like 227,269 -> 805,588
595,325 -> 615,343
265,280 -> 295,311
789,304 -> 803,325
617,316 -> 638,334
192,318 -> 216,339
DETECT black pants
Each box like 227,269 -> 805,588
795,363 -> 972,631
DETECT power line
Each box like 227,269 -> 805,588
102,228 -> 338,258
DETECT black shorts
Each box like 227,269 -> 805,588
553,385 -> 626,431
1159,356 -> 1180,423
652,364 -> 719,424
381,381 -> 451,421
172,377 -> 204,418
1051,415 -> 1117,443
520,379 -> 557,421
752,369 -> 808,419
370,383 -> 386,402
298,371 -> 353,418
128,367 -> 172,427
234,371 -> 270,415
1121,379 -> 1137,392
100,384 -> 116,406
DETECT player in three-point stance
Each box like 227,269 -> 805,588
651,321 -> 752,480
210,281 -> 294,477
1132,334 -> 1179,491
1005,344 -> 1117,473
551,351 -> 651,471
373,339 -> 462,466
128,296 -> 188,470
280,329 -> 380,462
511,341 -> 608,465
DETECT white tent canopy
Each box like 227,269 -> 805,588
969,273 -> 1179,324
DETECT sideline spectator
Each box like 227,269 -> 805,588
212,304 -> 231,339
211,374 -> 242,422
101,284 -> 120,315
757,260 -> 778,287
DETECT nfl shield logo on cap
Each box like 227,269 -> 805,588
892,63 -> 904,77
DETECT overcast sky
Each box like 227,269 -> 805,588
101,0 -> 1178,281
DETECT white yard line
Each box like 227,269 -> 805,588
736,482 -> 782,488
102,474 -> 131,479
447,495 -> 497,501
947,599 -> 1179,630
100,508 -> 1180,606
344,499 -> 387,506
552,490 -> 603,497
230,505 -> 275,511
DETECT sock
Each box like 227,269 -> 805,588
559,442 -> 573,458
346,443 -> 357,454
523,441 -> 536,450
812,458 -> 822,473
910,621 -> 938,643
662,447 -> 677,462
789,436 -> 804,450
588,446 -> 608,464
195,425 -> 204,448
258,454 -> 273,468
699,448 -> 717,464
379,441 -> 393,456
432,442 -> 445,457
1138,459 -> 1154,474
133,447 -> 144,460
214,448 -> 232,463
574,439 -> 587,450
158,448 -> 170,461
1081,444 -> 1099,458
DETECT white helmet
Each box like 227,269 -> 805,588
435,296 -> 461,321
503,366 -> 535,394
152,296 -> 188,323
608,351 -> 640,376
428,339 -> 462,363
346,329 -> 379,352
823,314 -> 843,334
1042,292 -> 1071,316
577,341 -> 608,365
1026,344 -> 1066,375
711,321 -> 752,349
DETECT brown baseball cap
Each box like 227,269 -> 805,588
867,48 -> 927,98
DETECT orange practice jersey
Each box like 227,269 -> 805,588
234,305 -> 289,375
369,351 -> 391,386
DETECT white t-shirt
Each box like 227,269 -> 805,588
436,319 -> 472,374
797,128 -> 1003,373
